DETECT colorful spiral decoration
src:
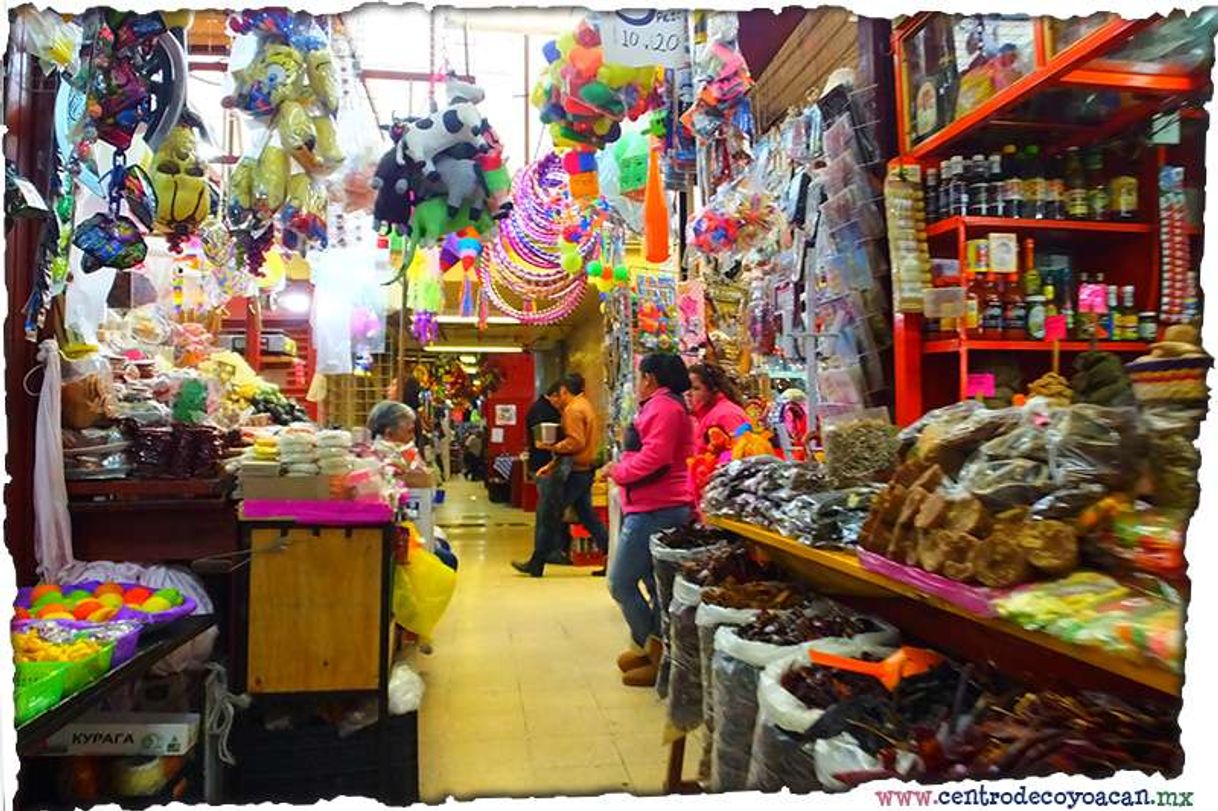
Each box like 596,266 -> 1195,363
478,153 -> 596,325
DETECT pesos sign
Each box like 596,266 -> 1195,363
600,11 -> 690,69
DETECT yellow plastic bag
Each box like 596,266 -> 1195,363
393,543 -> 456,643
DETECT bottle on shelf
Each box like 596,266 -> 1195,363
1110,150 -> 1139,221
1023,145 -> 1047,219
1045,151 -> 1065,220
949,154 -> 969,217
1098,284 -> 1119,339
1086,148 -> 1110,221
1064,147 -> 1088,220
1000,144 -> 1023,218
1026,293 -> 1047,340
987,152 -> 1004,218
1043,284 -> 1059,321
1022,238 -> 1041,299
969,153 -> 990,216
1003,275 -> 1027,340
982,274 -> 1005,336
965,270 -> 984,336
925,165 -> 940,222
1118,285 -> 1139,340
938,159 -> 951,220
1076,271 -> 1093,339
1060,263 -> 1076,337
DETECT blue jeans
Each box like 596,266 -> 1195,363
560,468 -> 608,551
528,468 -> 565,569
609,506 -> 692,647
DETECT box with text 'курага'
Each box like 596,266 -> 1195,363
42,713 -> 199,756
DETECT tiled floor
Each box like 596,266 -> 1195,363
412,478 -> 701,801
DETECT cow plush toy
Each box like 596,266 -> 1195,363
399,75 -> 489,179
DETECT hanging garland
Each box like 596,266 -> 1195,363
477,153 -> 596,325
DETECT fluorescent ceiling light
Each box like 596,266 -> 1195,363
423,345 -> 523,354
435,315 -> 519,325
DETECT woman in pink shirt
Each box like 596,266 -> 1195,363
688,363 -> 749,455
603,353 -> 695,687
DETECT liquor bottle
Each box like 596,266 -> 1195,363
1022,238 -> 1041,299
1086,149 -> 1109,221
1045,152 -> 1065,220
969,153 -> 990,216
1064,147 -> 1088,220
1109,149 -> 1139,221
1023,145 -> 1047,219
1003,276 -> 1027,340
925,165 -> 940,222
965,271 -> 984,336
1043,284 -> 1059,321
1075,271 -> 1092,339
983,275 -> 1005,335
1099,285 -> 1119,339
1060,263 -> 1076,337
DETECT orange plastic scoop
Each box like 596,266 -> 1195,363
809,646 -> 946,691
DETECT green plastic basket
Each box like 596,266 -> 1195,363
17,642 -> 115,697
14,665 -> 66,724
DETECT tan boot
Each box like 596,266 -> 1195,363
617,647 -> 650,672
622,661 -> 658,687
644,635 -> 663,666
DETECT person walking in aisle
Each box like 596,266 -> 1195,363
604,354 -> 695,687
463,427 -> 485,481
512,383 -> 574,575
534,373 -> 609,574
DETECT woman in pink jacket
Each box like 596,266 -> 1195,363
688,363 -> 749,455
604,353 -> 695,687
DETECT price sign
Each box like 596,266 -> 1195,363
966,373 -> 996,399
600,11 -> 691,69
1044,315 -> 1068,342
1079,283 -> 1109,314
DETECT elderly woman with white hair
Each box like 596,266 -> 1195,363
366,400 -> 428,481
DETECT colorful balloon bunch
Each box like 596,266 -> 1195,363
686,181 -> 785,261
532,19 -> 661,150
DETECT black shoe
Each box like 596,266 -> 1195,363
512,560 -> 543,577
591,568 -> 606,577
546,550 -> 574,566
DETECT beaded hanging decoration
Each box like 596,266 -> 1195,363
477,152 -> 597,325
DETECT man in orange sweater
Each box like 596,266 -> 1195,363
514,372 -> 609,577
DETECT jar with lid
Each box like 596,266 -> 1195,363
1138,312 -> 1158,342
1026,295 -> 1047,340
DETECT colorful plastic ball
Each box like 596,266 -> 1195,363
575,21 -> 600,48
586,260 -> 604,278
613,264 -> 629,282
557,32 -> 576,56
542,40 -> 561,63
561,251 -> 583,275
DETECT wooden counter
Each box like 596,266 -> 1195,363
706,516 -> 1181,699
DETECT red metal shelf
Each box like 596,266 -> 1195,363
926,216 -> 1154,239
923,338 -> 1152,354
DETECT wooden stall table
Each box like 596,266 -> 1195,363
227,503 -> 415,805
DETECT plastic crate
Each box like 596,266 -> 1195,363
230,710 -> 418,805
17,642 -> 115,697
15,666 -> 66,724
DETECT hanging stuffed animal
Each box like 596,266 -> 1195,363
477,121 -> 512,219
150,124 -> 217,250
399,75 -> 490,179
432,152 -> 486,221
370,143 -> 416,235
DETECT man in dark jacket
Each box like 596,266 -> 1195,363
514,383 -> 571,575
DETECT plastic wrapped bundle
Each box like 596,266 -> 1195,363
650,526 -> 733,700
666,576 -> 706,732
747,645 -> 894,793
710,624 -> 815,792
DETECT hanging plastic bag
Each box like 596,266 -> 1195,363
33,340 -> 74,581
388,661 -> 425,715
694,600 -> 765,781
666,575 -> 706,732
393,542 -> 457,643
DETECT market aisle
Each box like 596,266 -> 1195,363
411,478 -> 691,800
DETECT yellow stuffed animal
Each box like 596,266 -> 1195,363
151,125 -> 214,239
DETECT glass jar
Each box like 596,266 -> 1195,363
1026,295 -> 1047,340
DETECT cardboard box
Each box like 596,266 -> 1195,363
43,713 -> 199,756
240,474 -> 331,501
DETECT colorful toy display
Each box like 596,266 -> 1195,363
15,582 -> 193,625
477,153 -> 596,325
532,19 -> 661,149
